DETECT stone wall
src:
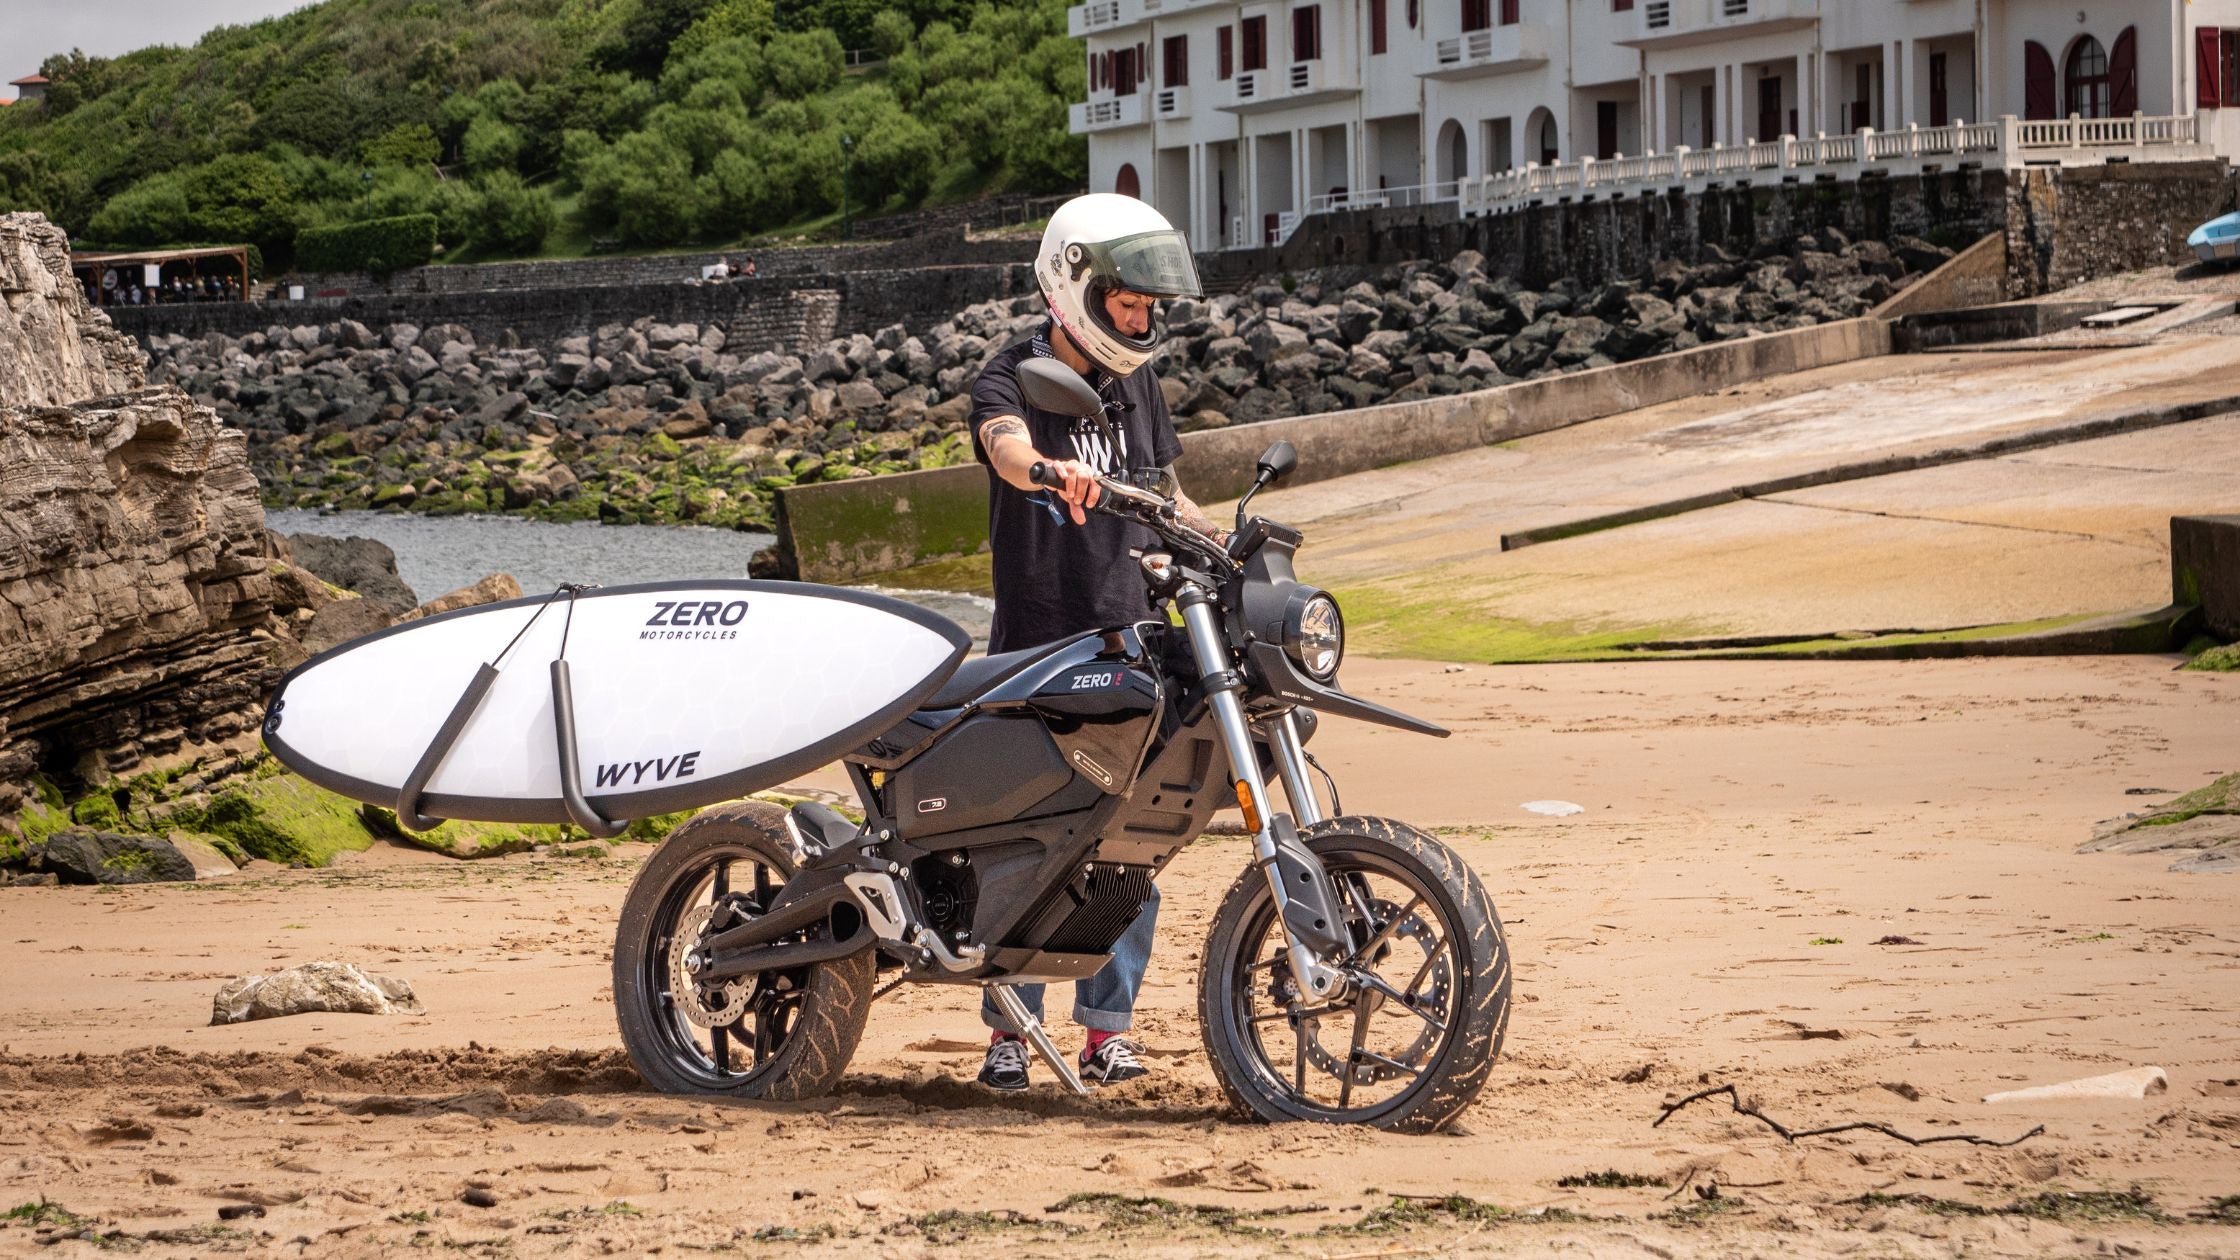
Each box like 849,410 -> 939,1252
0,213 -> 285,808
108,263 -> 1038,352
1202,168 -> 2010,293
773,316 -> 1892,582
2172,515 -> 2240,641
2005,161 -> 2238,295
278,231 -> 1033,300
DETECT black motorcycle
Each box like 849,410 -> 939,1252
612,360 -> 1511,1131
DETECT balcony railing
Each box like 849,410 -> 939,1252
1068,93 -> 1146,134
1067,0 -> 1134,37
1624,0 -> 1818,46
1440,113 -> 2205,220
1154,85 -> 1189,118
1218,60 -> 1355,110
1428,23 -> 1550,78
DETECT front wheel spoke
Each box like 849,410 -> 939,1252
1355,1047 -> 1427,1078
1351,970 -> 1449,1033
1345,894 -> 1425,968
1338,994 -> 1373,1109
711,1025 -> 730,1075
711,860 -> 729,900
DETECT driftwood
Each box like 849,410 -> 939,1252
1655,1083 -> 2045,1148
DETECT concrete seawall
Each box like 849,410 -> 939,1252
774,316 -> 1892,582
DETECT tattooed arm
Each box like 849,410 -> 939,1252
977,413 -> 1102,524
1163,466 -> 1228,545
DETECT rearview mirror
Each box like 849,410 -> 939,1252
1018,358 -> 1104,419
1256,440 -> 1298,484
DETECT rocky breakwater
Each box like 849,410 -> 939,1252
140,231 -> 1951,533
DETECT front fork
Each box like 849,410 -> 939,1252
1177,586 -> 1346,1000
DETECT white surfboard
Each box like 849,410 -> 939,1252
261,581 -> 970,828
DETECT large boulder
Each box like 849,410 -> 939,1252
33,830 -> 197,884
287,534 -> 419,616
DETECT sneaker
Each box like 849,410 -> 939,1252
1079,1035 -> 1149,1085
978,1035 -> 1030,1092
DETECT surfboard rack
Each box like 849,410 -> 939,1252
390,583 -> 627,839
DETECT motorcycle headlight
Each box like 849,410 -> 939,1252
1284,589 -> 1344,681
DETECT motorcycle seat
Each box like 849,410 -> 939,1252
921,636 -> 1084,710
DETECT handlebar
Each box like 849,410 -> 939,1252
1028,460 -> 1233,568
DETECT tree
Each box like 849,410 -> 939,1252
764,29 -> 844,98
470,171 -> 555,254
360,123 -> 440,169
869,10 -> 914,59
462,114 -> 524,174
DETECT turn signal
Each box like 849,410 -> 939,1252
1234,779 -> 1261,833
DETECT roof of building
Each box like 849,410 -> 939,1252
11,75 -> 50,86
72,245 -> 253,266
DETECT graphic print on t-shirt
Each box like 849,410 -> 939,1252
1069,413 -> 1128,474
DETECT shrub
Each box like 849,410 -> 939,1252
470,171 -> 555,255
294,212 -> 436,278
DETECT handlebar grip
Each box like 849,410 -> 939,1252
1029,461 -> 1064,488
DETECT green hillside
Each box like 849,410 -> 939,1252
0,0 -> 1082,269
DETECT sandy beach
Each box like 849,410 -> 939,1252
4,653 -> 2236,1256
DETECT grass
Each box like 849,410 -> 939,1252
1046,1192 -> 1269,1236
1810,936 -> 1843,946
1851,1187 -> 2170,1223
1556,1171 -> 1667,1189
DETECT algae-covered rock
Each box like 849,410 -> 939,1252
2183,642 -> 2240,672
358,805 -> 563,859
186,776 -> 380,867
34,830 -> 197,884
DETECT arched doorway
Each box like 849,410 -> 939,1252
1525,106 -> 1558,164
2064,35 -> 2110,118
1434,118 -> 1466,193
1115,163 -> 1141,198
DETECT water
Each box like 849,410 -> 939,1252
265,509 -> 993,642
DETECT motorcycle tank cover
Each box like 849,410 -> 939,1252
261,581 -> 971,825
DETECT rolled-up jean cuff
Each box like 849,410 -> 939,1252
1072,1003 -> 1134,1034
980,1009 -> 1024,1036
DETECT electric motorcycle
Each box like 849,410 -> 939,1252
612,360 -> 1511,1131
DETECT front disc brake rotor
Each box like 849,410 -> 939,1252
667,903 -> 749,1029
1298,900 -> 1450,1085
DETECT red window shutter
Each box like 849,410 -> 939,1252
2024,40 -> 2055,120
1370,0 -> 1388,54
2110,25 -> 2138,116
1501,0 -> 1519,25
1614,0 -> 1633,10
1218,26 -> 1233,79
2199,27 -> 2222,107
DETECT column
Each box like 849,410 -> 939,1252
1793,50 -> 1810,136
1888,38 -> 1904,129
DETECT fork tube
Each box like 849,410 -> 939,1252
1267,713 -> 1323,828
1176,586 -> 1339,998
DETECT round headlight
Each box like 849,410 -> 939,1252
1285,590 -> 1344,681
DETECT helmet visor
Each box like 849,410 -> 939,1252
1084,229 -> 1202,300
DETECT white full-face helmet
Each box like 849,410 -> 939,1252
1036,193 -> 1202,378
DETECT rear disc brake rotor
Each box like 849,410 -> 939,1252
667,903 -> 749,1029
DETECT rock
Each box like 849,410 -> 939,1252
287,534 -> 420,616
210,961 -> 425,1025
301,597 -> 394,655
267,564 -> 338,617
32,831 -> 197,884
168,832 -> 243,880
660,408 -> 713,439
396,574 -> 524,624
1984,1066 -> 2168,1104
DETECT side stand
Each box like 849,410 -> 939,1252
987,984 -> 1088,1096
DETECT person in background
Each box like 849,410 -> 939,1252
741,255 -> 758,280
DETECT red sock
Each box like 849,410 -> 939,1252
991,1030 -> 1021,1045
1083,1029 -> 1117,1055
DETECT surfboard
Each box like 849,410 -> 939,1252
262,581 -> 970,829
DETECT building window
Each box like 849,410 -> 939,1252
1463,0 -> 1490,32
2024,40 -> 2055,119
2065,35 -> 2110,119
2226,30 -> 2240,107
1613,0 -> 1633,10
1292,6 -> 1321,61
1928,51 -> 1948,126
1241,15 -> 1267,72
1370,0 -> 1388,55
1116,163 -> 1140,198
1407,0 -> 1419,30
1162,34 -> 1188,88
1218,25 -> 1233,79
1113,43 -> 1140,95
1500,0 -> 1519,24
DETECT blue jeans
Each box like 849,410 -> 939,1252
981,884 -> 1159,1036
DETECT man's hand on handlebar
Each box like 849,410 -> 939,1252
1031,458 -> 1103,525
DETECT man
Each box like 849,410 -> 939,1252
966,193 -> 1227,1092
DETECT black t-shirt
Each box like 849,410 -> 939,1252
971,324 -> 1182,654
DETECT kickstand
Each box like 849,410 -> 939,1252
987,984 -> 1089,1096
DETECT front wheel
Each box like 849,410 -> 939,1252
612,801 -> 874,1099
1198,816 -> 1510,1132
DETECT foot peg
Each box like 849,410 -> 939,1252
987,984 -> 1089,1096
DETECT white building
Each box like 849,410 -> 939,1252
1070,0 -> 2240,249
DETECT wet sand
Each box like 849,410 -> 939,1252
4,654 -> 2237,1256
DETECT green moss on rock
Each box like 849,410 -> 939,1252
358,805 -> 566,858
2183,642 -> 2240,672
187,777 -> 378,867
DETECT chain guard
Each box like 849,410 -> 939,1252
667,903 -> 749,1029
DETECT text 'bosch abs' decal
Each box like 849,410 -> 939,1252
642,599 -> 748,641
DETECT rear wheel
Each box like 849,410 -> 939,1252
1198,816 -> 1509,1132
612,801 -> 874,1098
